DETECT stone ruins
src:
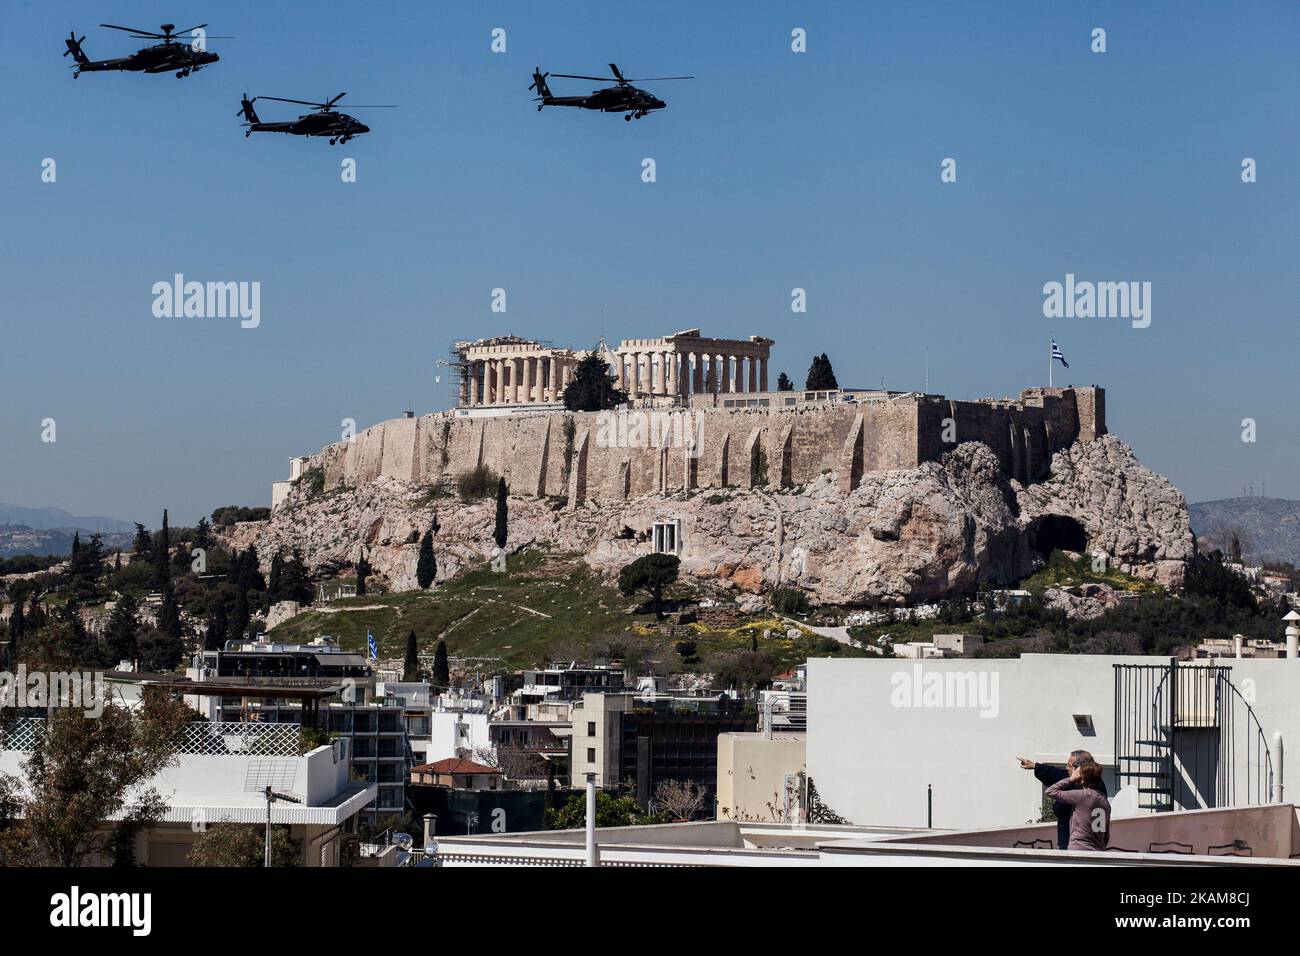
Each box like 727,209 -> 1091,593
453,329 -> 775,408
254,329 -> 1191,605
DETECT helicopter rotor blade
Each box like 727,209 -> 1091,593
623,75 -> 694,82
550,73 -> 616,82
170,23 -> 208,38
325,92 -> 347,108
99,23 -> 164,38
609,63 -> 625,83
257,96 -> 328,107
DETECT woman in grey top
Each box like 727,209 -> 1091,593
1044,759 -> 1110,851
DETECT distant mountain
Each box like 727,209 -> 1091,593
0,503 -> 137,559
1189,497 -> 1300,565
0,503 -> 135,534
0,526 -> 136,559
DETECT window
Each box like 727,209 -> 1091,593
653,520 -> 681,555
587,748 -> 596,763
588,721 -> 596,737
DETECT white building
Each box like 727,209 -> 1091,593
806,654 -> 1297,832
0,720 -> 374,866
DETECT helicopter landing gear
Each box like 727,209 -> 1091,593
624,113 -> 632,121
176,69 -> 191,78
329,138 -> 337,145
244,131 -> 251,138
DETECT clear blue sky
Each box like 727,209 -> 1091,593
2,0 -> 1297,526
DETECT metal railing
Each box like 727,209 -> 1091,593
1114,661 -> 1272,813
2,718 -> 300,757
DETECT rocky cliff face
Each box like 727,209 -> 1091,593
234,434 -> 1192,607
1016,436 -> 1194,589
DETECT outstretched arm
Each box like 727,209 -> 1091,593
1034,763 -> 1069,788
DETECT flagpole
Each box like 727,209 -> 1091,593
1048,336 -> 1052,388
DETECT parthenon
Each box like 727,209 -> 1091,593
454,335 -> 580,407
454,329 -> 775,410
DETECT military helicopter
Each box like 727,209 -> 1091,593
63,23 -> 224,79
237,92 -> 395,145
529,63 -> 692,120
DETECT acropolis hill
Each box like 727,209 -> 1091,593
254,331 -> 1193,606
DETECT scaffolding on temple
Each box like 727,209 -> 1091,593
446,335 -> 556,408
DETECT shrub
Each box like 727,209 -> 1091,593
770,586 -> 811,616
456,465 -> 499,500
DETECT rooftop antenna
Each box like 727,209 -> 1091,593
244,759 -> 301,866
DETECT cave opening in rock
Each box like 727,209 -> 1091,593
1028,514 -> 1088,558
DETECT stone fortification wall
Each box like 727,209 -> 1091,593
298,387 -> 1104,507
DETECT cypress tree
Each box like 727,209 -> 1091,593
804,353 -> 839,391
432,639 -> 450,689
158,581 -> 183,642
493,478 -> 509,550
267,551 -> 285,603
242,544 -> 265,592
206,601 -> 228,652
356,551 -> 370,596
281,549 -> 312,604
104,592 -> 141,666
403,630 -> 420,682
562,351 -> 628,411
153,510 -> 171,591
416,530 -> 436,589
228,555 -> 252,643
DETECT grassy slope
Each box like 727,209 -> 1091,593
1019,550 -> 1163,594
268,549 -> 867,671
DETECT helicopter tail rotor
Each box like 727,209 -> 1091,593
63,31 -> 89,65
528,67 -> 552,100
237,94 -> 260,125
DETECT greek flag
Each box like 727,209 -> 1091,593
1051,340 -> 1069,368
367,631 -> 378,661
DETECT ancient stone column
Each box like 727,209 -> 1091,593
653,350 -> 664,395
522,355 -> 533,405
467,362 -> 478,405
487,360 -> 497,404
748,355 -> 758,393
692,353 -> 703,394
720,354 -> 731,394
667,351 -> 678,397
760,356 -> 769,392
